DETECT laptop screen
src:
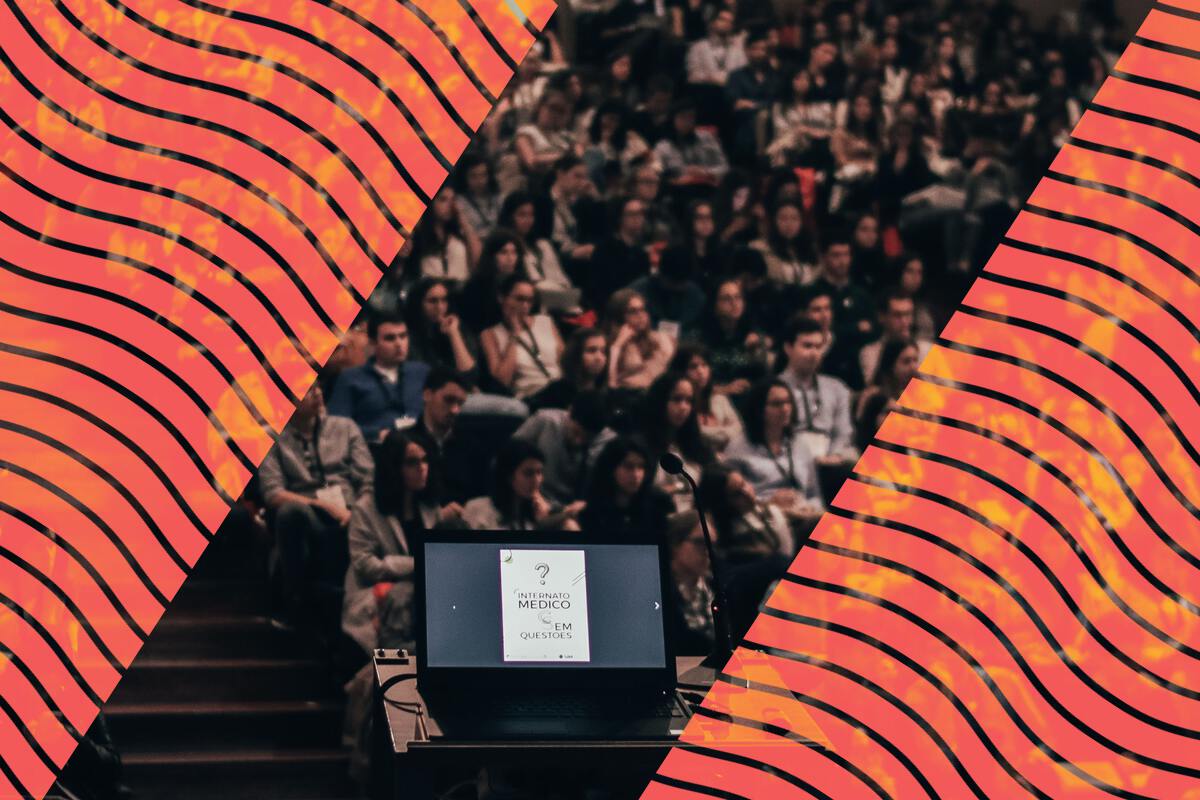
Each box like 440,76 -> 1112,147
423,540 -> 668,670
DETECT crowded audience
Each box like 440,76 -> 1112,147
243,0 -> 1127,790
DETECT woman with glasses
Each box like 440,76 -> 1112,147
480,275 -> 564,399
724,378 -> 824,525
605,288 -> 674,390
342,430 -> 462,656
669,343 -> 743,454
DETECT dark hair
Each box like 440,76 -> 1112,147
374,429 -> 439,516
698,463 -> 738,546
782,316 -> 825,346
588,99 -> 630,152
586,435 -> 652,508
560,327 -> 607,389
823,231 -> 852,252
669,342 -> 715,416
477,229 -> 526,284
368,311 -> 406,341
403,278 -> 449,329
497,273 -> 537,303
490,439 -> 545,526
498,190 -> 539,238
569,390 -> 608,434
872,337 -> 918,390
877,288 -> 913,315
641,372 -> 714,466
453,150 -> 497,196
424,365 -> 471,394
553,153 -> 585,179
657,246 -> 694,284
742,378 -> 795,446
730,246 -> 768,281
765,199 -> 815,263
797,283 -> 833,308
410,190 -> 466,265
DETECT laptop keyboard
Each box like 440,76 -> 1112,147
470,693 -> 680,719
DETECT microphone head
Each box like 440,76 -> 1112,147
659,452 -> 685,476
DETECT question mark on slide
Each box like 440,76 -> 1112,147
535,562 -> 550,585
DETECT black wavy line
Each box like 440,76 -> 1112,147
0,644 -> 83,740
953,304 -> 1200,543
0,416 -> 194,574
760,600 -> 1154,800
1111,67 -> 1200,106
649,774 -> 746,799
793,536 -> 1200,776
1152,2 -> 1200,22
1085,99 -> 1200,160
1132,32 -> 1200,63
0,294 -> 259,476
111,0 -> 454,176
0,458 -> 168,608
174,0 -> 473,151
0,545 -> 129,673
700,676 -> 945,800
454,0 -> 520,72
712,674 -> 936,798
0,590 -> 105,707
0,683 -> 61,789
39,0 -> 391,296
0,121 -> 310,397
682,718 -> 845,800
0,374 -> 225,569
828,482 -> 1200,724
0,500 -> 149,638
0,105 -> 321,376
1065,134 -> 1200,201
739,637 -> 1042,800
399,0 -> 500,104
0,714 -> 35,800
0,340 -> 231,508
0,6 -> 392,304
968,273 -> 1200,542
0,47 -> 346,340
862,403 -> 1200,659
0,219 -> 280,443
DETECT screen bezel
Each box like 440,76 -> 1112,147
414,529 -> 678,691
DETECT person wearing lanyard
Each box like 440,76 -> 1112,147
481,275 -> 564,399
724,378 -> 824,523
258,383 -> 374,631
327,312 -> 430,444
778,317 -> 858,462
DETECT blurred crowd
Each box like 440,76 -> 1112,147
247,0 -> 1127,744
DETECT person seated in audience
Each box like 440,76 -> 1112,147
724,378 -> 824,527
498,191 -> 582,315
403,278 -> 477,377
664,510 -> 716,657
855,337 -> 921,438
583,99 -> 654,187
516,89 -> 580,180
629,162 -> 677,248
685,9 -> 746,88
579,436 -> 673,533
850,212 -> 888,289
858,290 -> 933,384
328,312 -> 430,444
669,343 -> 743,454
544,154 -> 598,272
413,367 -> 472,503
725,26 -> 782,164
674,199 -> 723,278
810,233 -> 876,347
691,277 -> 771,397
778,317 -> 858,463
409,187 -> 481,285
587,196 -> 653,311
634,371 -> 716,509
259,383 -> 373,631
700,464 -> 794,565
462,439 -> 583,530
342,430 -> 463,656
629,246 -> 707,332
653,97 -> 730,190
458,229 -> 524,334
480,275 -> 565,400
891,253 -> 938,342
526,327 -> 608,412
606,288 -> 675,390
514,391 -> 607,508
751,198 -> 819,286
454,151 -> 501,239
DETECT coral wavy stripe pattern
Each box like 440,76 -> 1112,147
0,0 -> 553,795
648,3 -> 1200,798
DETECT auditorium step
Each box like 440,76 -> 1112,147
105,699 -> 345,752
120,748 -> 356,800
137,615 -> 315,659
111,656 -> 334,704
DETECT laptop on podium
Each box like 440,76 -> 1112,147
414,530 -> 690,740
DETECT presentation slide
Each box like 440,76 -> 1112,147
499,549 -> 591,662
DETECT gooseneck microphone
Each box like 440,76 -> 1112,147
659,453 -> 735,664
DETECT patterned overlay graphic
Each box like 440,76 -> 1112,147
0,0 -> 552,795
647,2 -> 1200,798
